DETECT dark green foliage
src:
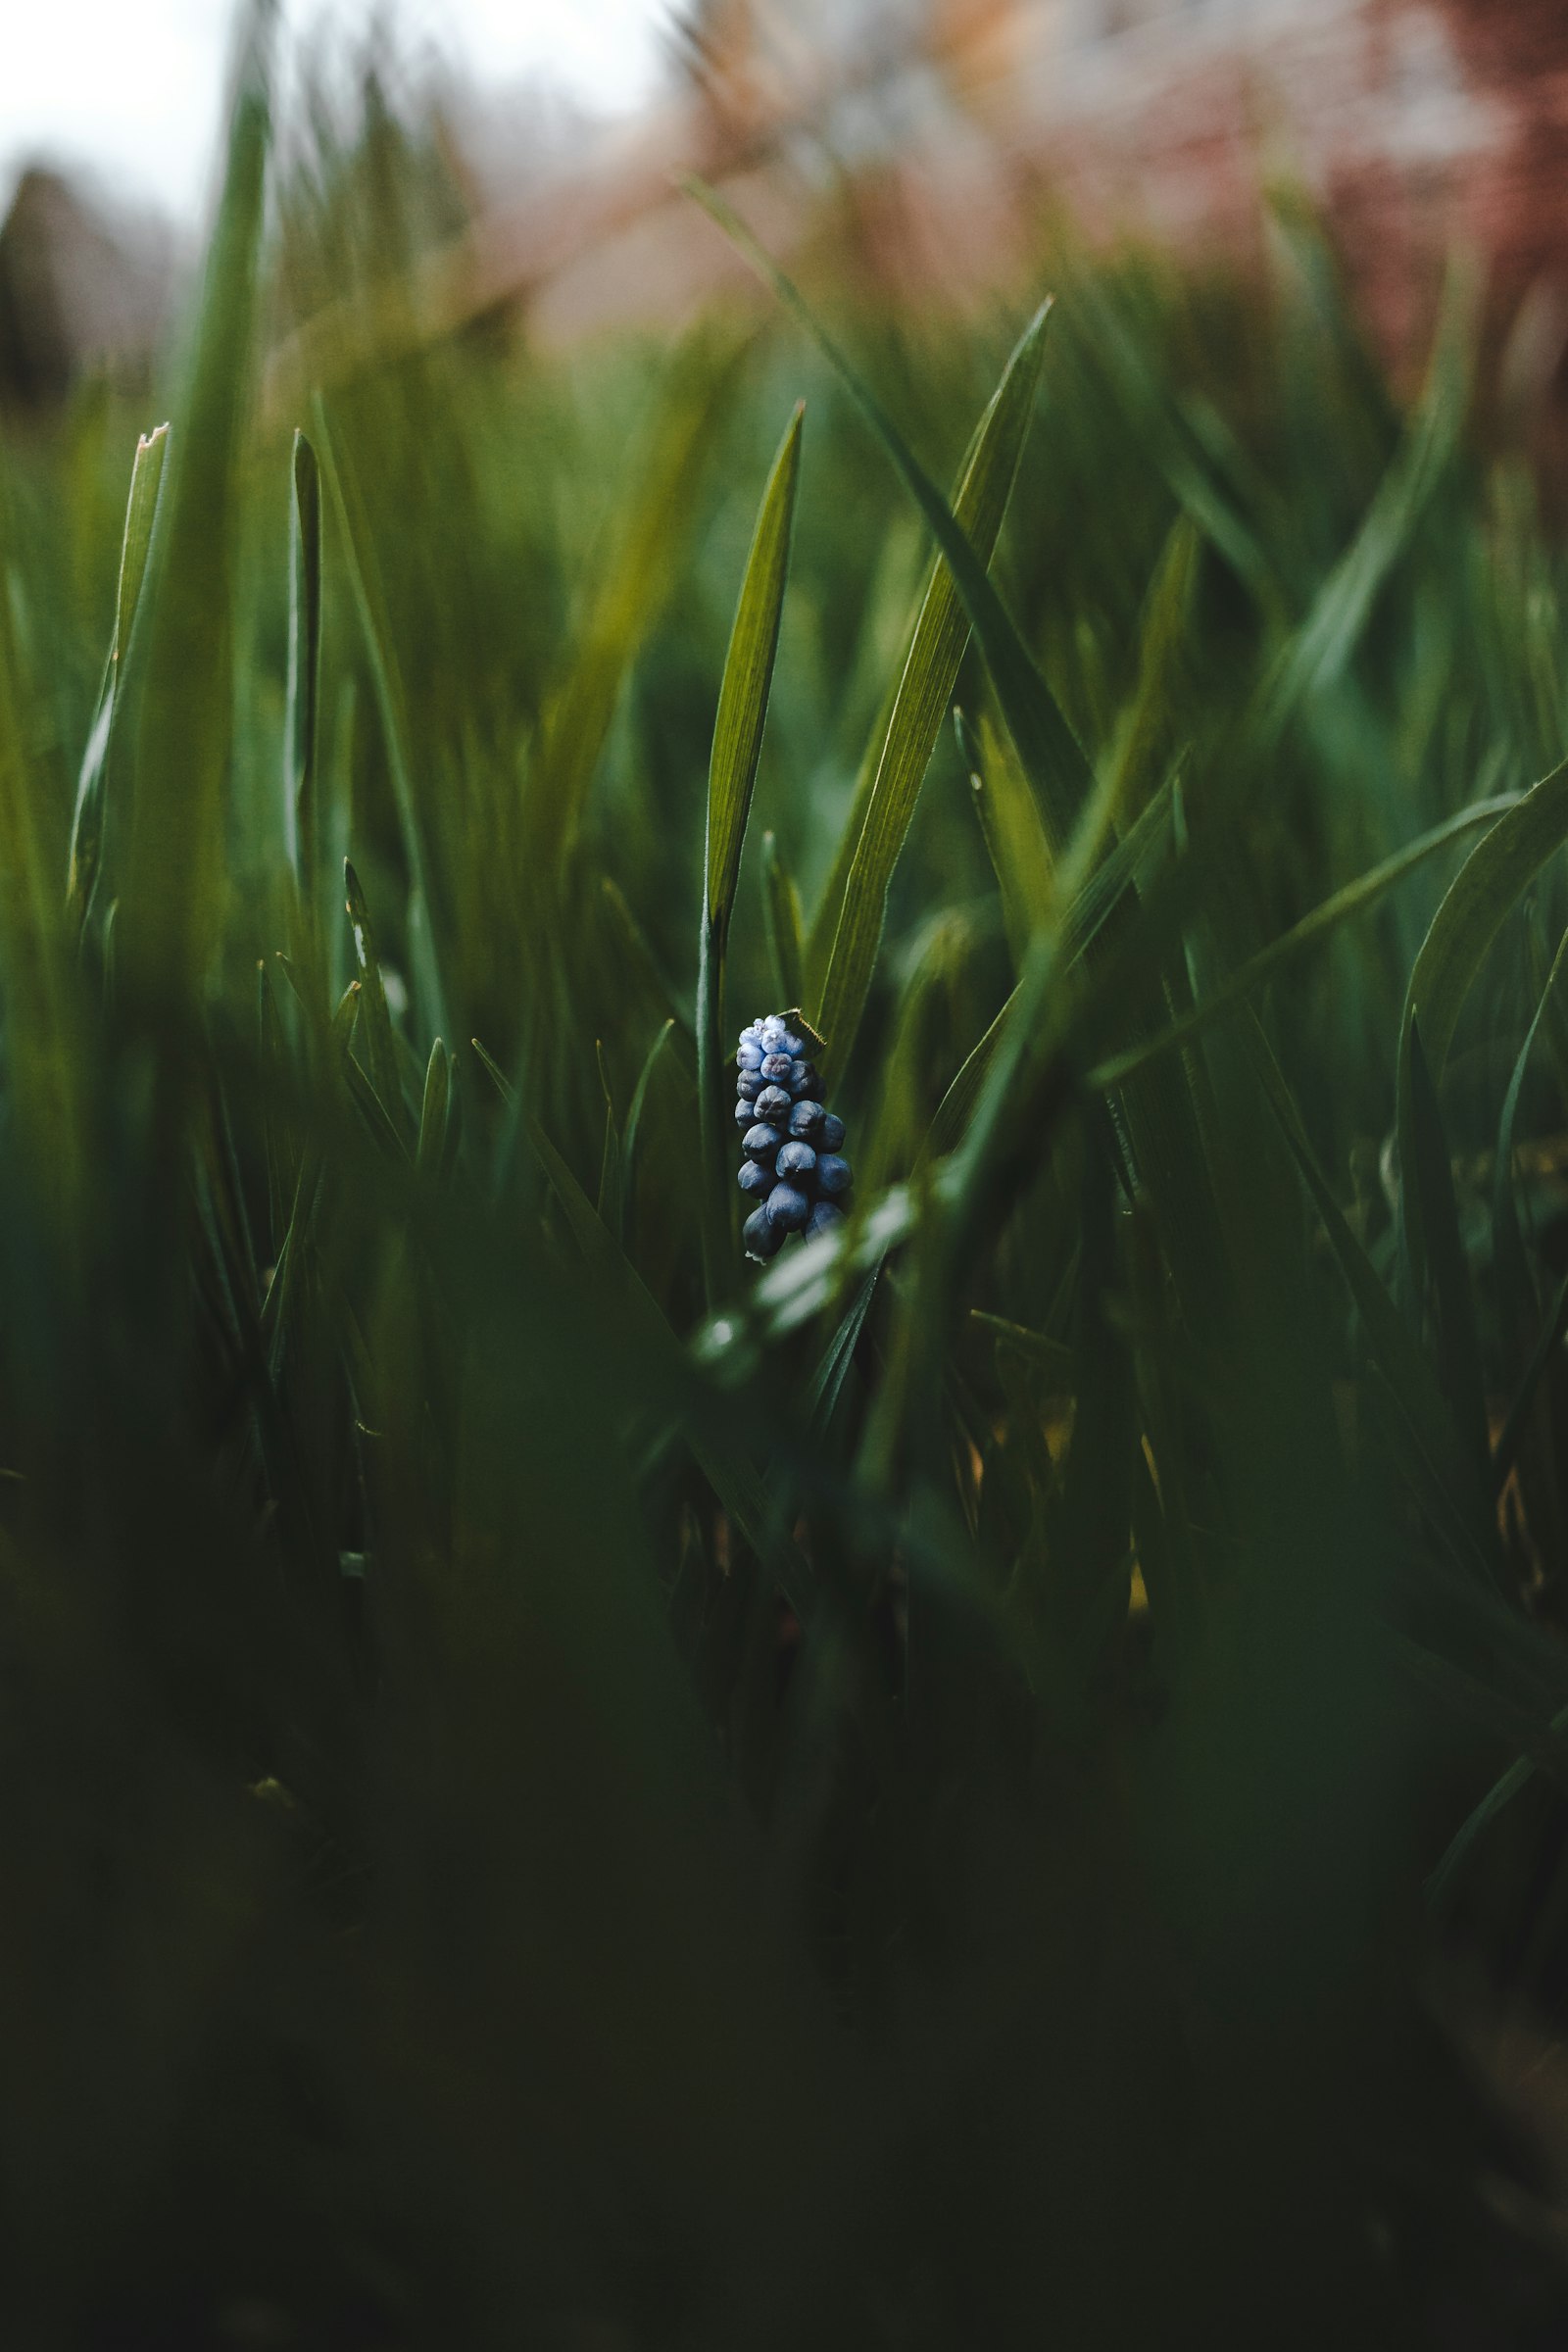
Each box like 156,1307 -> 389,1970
10,35 -> 1568,2350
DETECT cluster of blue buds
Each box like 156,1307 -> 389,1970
735,1012 -> 852,1263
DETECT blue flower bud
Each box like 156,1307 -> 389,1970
743,1205 -> 783,1261
735,1016 -> 850,1266
766,1182 -> 810,1231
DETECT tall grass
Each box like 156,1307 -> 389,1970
6,21 -> 1568,2345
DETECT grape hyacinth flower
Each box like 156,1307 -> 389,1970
735,1012 -> 853,1263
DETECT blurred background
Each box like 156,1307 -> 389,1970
10,0 -> 1568,409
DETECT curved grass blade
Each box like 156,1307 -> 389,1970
1057,261 -> 1274,610
284,428 -> 322,923
1491,921 -> 1568,1336
68,420 -> 169,924
311,396 -> 449,1043
695,403 -> 804,1308
1427,1699 -> 1568,1908
1089,796 -> 1518,1091
1260,260 -> 1477,739
920,770 -> 1184,1164
1397,755 -> 1568,1298
808,312 -> 1050,1077
704,407 -> 804,927
683,181 -> 1094,864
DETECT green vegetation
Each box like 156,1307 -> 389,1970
9,19 -> 1568,2345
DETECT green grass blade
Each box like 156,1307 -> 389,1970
1397,755 -> 1568,1299
806,1257 -> 883,1438
68,421 -> 169,924
1492,921 -> 1568,1331
1089,797 -> 1517,1091
1261,261 -> 1476,735
684,182 -> 1095,864
311,397 -> 449,1044
808,313 -> 1049,1076
470,1036 -> 516,1108
920,771 -> 1181,1164
705,406 -> 804,932
284,428 -> 322,922
958,707 -> 1054,959
416,1037 -> 451,1182
121,11 -> 270,1019
696,404 -> 804,1309
533,329 -> 744,883
1427,1700 -> 1568,1907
